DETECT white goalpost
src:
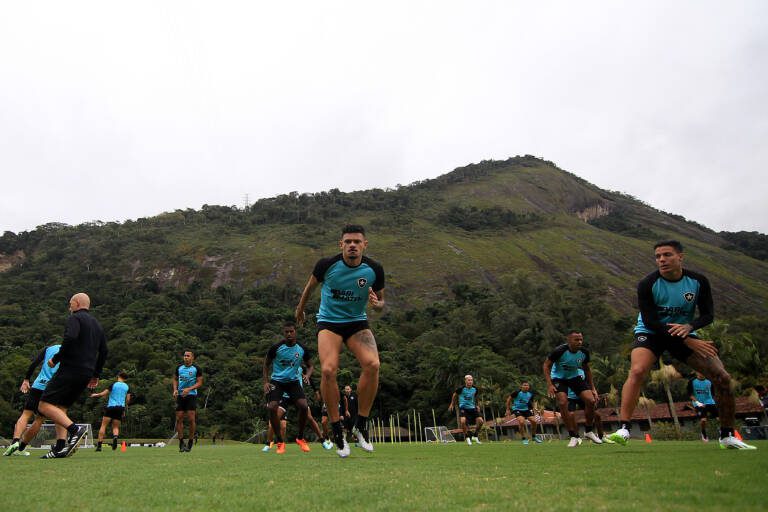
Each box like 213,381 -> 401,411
27,423 -> 95,449
424,426 -> 456,443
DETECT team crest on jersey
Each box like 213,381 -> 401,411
684,292 -> 695,302
637,335 -> 647,342
357,278 -> 367,288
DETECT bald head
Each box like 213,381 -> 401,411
69,293 -> 91,312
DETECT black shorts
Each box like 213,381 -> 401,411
40,371 -> 91,408
512,409 -> 533,419
568,398 -> 585,412
277,396 -> 291,412
459,408 -> 481,424
176,395 -> 198,412
267,380 -> 305,405
103,406 -> 125,420
317,321 -> 370,343
632,332 -> 694,362
553,377 -> 590,396
23,388 -> 44,413
695,404 -> 718,419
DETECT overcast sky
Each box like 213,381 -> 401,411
1,1 -> 766,235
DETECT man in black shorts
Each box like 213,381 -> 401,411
3,342 -> 61,457
38,293 -> 108,459
449,375 -> 483,445
688,372 -> 718,442
90,371 -> 131,451
607,241 -> 756,449
295,225 -> 385,457
505,381 -> 542,444
343,384 -> 359,441
173,350 -> 203,452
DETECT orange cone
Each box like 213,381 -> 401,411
121,441 -> 127,452
734,430 -> 743,441
644,433 -> 652,443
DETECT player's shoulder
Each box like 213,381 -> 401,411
550,343 -> 569,356
361,255 -> 383,270
682,268 -> 709,284
638,270 -> 661,288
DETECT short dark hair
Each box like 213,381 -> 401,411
118,371 -> 128,380
566,330 -> 582,337
183,349 -> 195,357
654,240 -> 684,253
283,321 -> 296,329
341,224 -> 366,237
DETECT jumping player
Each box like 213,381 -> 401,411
173,350 -> 203,453
607,240 -> 756,449
543,331 -> 602,447
90,371 -> 131,451
295,225 -> 385,457
3,343 -> 61,456
449,375 -> 483,445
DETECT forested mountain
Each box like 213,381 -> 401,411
1,156 -> 766,439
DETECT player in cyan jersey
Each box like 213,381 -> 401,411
543,331 -> 602,447
173,350 -> 203,453
566,369 -> 611,443
607,240 -> 756,449
688,372 -> 717,442
449,375 -> 484,445
3,343 -> 61,456
263,322 -> 314,454
505,381 -> 542,444
296,225 -> 385,458
90,371 -> 131,451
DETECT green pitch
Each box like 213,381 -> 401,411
1,440 -> 766,511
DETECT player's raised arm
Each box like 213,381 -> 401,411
295,275 -> 319,326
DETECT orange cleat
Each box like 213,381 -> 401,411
296,439 -> 310,453
276,442 -> 286,454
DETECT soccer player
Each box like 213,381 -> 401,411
38,293 -> 108,459
263,322 -> 313,454
606,240 -> 756,449
543,331 -> 602,447
449,374 -> 484,445
3,343 -> 61,457
567,369 -> 611,443
505,381 -> 542,445
295,225 -> 385,458
173,350 -> 203,453
688,372 -> 717,442
343,384 -> 358,441
90,371 -> 131,451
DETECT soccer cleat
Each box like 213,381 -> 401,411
584,431 -> 603,444
472,436 -> 482,445
601,436 -> 615,444
95,445 -> 102,452
62,426 -> 88,457
336,439 -> 350,458
15,450 -> 30,457
466,437 -> 472,446
533,435 -> 543,444
3,441 -> 20,456
322,439 -> 334,450
112,438 -> 119,451
352,427 -> 374,453
567,437 -> 582,448
606,428 -> 630,446
719,436 -> 757,450
522,439 -> 529,445
261,444 -> 271,452
40,449 -> 66,459
296,439 -> 311,453
701,434 -> 709,443
276,442 -> 286,454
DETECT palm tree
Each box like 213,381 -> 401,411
638,394 -> 656,428
651,361 -> 682,438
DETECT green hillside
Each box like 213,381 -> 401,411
0,156 -> 766,439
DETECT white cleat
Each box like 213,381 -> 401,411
584,431 -> 603,444
606,428 -> 630,446
719,436 -> 757,450
466,437 -> 472,446
352,427 -> 374,453
567,437 -> 582,448
336,439 -> 351,458
471,436 -> 481,445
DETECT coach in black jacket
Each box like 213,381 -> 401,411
38,292 -> 108,458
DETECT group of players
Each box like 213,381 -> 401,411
2,226 -> 759,459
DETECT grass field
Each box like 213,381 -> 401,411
2,439 -> 766,511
